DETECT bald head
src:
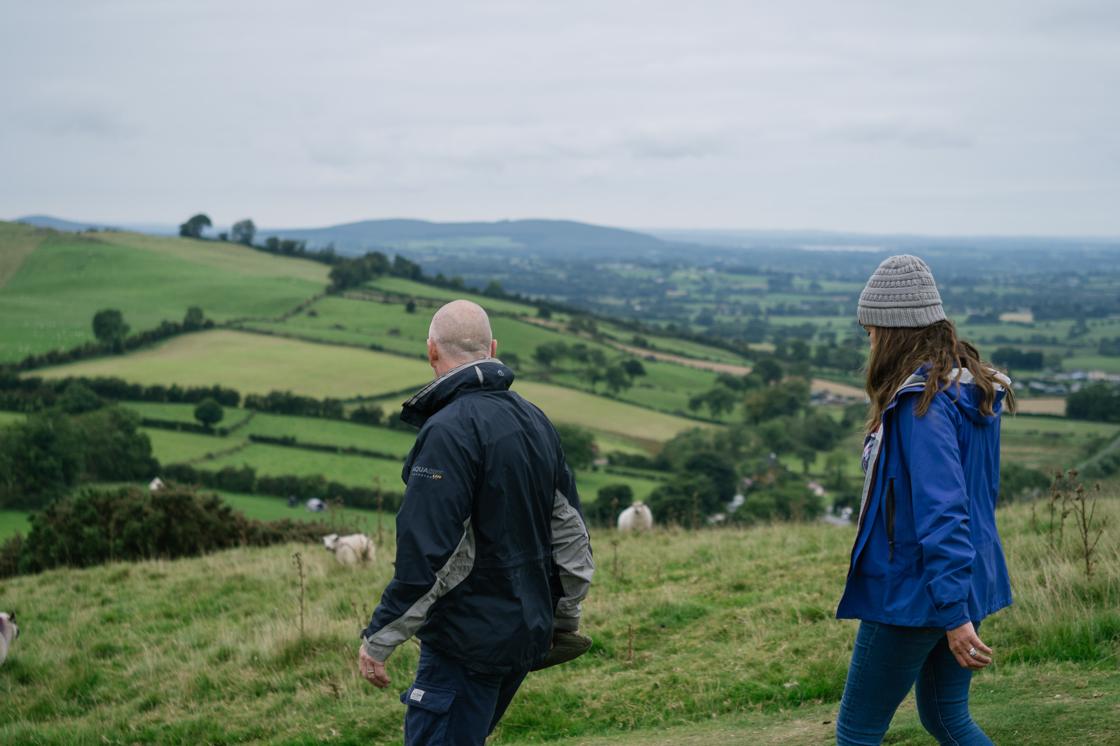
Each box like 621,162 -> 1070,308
427,300 -> 495,373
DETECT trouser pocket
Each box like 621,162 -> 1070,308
401,684 -> 456,746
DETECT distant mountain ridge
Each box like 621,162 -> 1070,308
13,215 -> 672,258
256,218 -> 669,257
15,215 -> 120,232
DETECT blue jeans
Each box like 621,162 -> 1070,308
400,645 -> 529,746
836,621 -> 992,746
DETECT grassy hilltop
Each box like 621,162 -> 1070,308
2,221 -> 1119,743
0,499 -> 1116,745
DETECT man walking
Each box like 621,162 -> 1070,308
358,300 -> 595,745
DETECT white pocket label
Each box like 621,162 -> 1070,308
410,688 -> 425,702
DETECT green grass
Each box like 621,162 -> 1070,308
243,413 -> 418,459
34,329 -> 433,399
205,443 -> 405,488
366,276 -> 536,315
0,229 -> 326,361
575,469 -> 663,503
0,499 -> 1115,744
143,428 -> 232,465
214,490 -> 392,533
557,359 -> 722,419
0,222 -> 46,288
495,381 -> 710,446
0,411 -> 26,427
243,295 -> 595,370
1062,354 -> 1120,374
1000,414 -> 1120,472
0,511 -> 30,541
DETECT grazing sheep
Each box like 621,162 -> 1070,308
0,612 -> 18,666
322,533 -> 376,566
617,502 -> 654,533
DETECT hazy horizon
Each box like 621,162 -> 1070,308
3,1 -> 1119,235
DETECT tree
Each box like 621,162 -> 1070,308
752,358 -> 784,384
183,306 -> 206,331
92,309 -> 130,351
555,424 -> 596,470
621,359 -> 646,377
57,382 -> 102,415
178,213 -> 212,239
194,398 -> 224,430
1066,382 -> 1120,423
405,300 -> 417,314
231,219 -> 256,246
0,413 -> 83,509
349,405 -> 384,426
585,484 -> 633,526
73,407 -> 158,481
743,378 -> 809,424
604,364 -> 633,395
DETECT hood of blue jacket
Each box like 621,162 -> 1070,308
897,366 -> 1010,427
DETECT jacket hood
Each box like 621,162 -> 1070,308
892,366 -> 1010,426
400,358 -> 515,427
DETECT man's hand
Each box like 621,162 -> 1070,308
359,645 -> 390,688
946,622 -> 992,670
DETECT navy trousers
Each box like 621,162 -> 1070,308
836,621 -> 992,746
400,646 -> 529,746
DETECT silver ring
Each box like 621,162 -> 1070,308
968,646 -> 979,658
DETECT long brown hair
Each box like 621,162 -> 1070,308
865,319 -> 1015,433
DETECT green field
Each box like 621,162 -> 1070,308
0,411 -> 25,427
0,226 -> 327,361
143,429 -> 233,464
486,381 -> 708,446
205,443 -> 405,488
215,490 -> 392,534
34,330 -> 432,399
0,511 -> 30,541
243,413 -> 418,458
128,401 -> 254,428
366,276 -> 536,315
575,468 -> 663,503
1,498 -> 1115,744
1000,414 -> 1120,472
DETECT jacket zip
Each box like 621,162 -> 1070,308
886,478 -> 896,562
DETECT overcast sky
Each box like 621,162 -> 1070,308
2,1 -> 1119,235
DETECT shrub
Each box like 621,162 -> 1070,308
2,485 -> 343,577
586,484 -> 633,527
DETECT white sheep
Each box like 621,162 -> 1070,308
0,612 -> 18,666
322,533 -> 376,566
617,502 -> 654,533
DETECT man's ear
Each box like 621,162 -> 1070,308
490,339 -> 498,358
427,339 -> 440,366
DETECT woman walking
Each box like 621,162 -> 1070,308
835,255 -> 1014,745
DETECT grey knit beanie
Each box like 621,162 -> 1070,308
857,254 -> 947,328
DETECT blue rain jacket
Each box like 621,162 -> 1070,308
836,369 -> 1013,630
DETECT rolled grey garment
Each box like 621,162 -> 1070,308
531,630 -> 593,671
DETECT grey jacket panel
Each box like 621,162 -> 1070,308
551,489 -> 595,632
361,518 -> 476,662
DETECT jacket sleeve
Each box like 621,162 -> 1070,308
897,393 -> 973,630
550,462 -> 595,632
360,423 -> 478,661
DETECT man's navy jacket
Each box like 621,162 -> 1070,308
361,359 -> 594,674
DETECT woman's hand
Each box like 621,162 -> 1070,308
946,622 -> 992,670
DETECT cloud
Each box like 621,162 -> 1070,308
824,122 -> 973,150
